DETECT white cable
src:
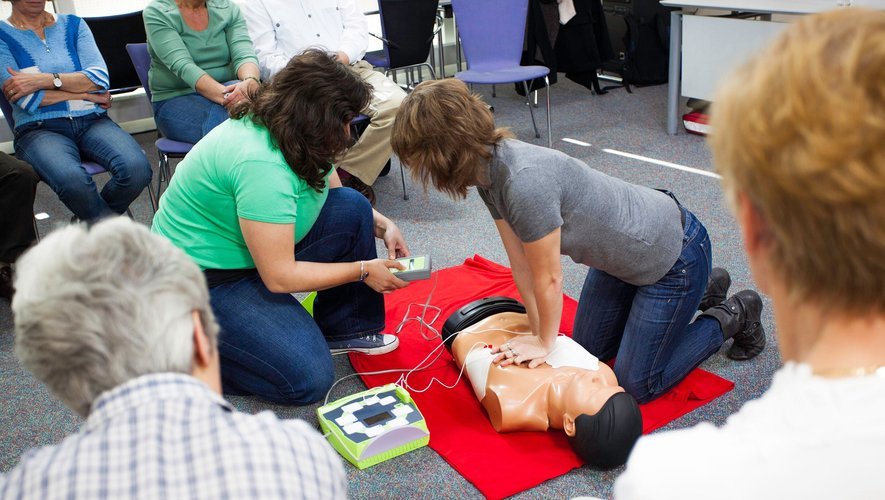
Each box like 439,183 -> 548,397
322,269 -> 541,405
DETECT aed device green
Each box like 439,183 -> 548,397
317,384 -> 430,469
389,255 -> 432,281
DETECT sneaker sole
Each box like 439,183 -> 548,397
329,336 -> 400,355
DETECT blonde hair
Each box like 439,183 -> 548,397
710,9 -> 885,314
392,79 -> 512,199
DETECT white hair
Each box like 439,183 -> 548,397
12,217 -> 219,417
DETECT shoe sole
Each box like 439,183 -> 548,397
329,336 -> 399,355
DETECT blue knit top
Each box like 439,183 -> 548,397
0,14 -> 110,130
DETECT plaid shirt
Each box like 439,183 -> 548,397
0,374 -> 347,499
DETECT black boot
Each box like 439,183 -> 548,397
700,290 -> 765,361
698,267 -> 731,311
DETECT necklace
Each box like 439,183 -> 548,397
8,12 -> 49,31
813,365 -> 885,378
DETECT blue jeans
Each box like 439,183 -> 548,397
14,114 -> 152,221
209,188 -> 384,405
153,93 -> 229,144
573,206 -> 724,403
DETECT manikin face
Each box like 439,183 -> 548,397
560,369 -> 624,437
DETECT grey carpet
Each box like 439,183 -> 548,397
0,77 -> 781,499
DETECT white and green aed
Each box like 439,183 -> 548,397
317,384 -> 430,469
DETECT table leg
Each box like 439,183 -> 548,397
667,11 -> 683,136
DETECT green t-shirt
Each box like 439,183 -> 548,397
144,0 -> 258,102
151,118 -> 330,270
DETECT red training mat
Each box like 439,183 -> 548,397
350,255 -> 734,499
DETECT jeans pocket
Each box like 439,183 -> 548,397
13,121 -> 42,140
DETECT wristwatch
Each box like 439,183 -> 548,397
52,73 -> 62,90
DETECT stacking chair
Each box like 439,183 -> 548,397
364,0 -> 442,85
451,0 -> 552,147
84,11 -> 146,94
0,93 -> 156,218
126,43 -> 194,202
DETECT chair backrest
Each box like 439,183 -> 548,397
451,0 -> 528,70
377,0 -> 440,69
83,11 -> 146,94
125,43 -> 154,102
0,91 -> 17,132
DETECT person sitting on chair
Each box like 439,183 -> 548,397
443,297 -> 643,468
0,0 -> 151,221
144,0 -> 261,144
0,152 -> 38,301
238,0 -> 408,204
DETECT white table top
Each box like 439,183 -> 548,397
661,0 -> 885,15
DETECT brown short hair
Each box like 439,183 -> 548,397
710,9 -> 885,313
230,49 -> 371,192
392,79 -> 512,199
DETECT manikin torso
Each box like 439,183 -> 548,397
451,312 -> 624,434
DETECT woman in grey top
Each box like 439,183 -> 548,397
392,79 -> 765,403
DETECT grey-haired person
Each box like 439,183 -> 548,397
0,217 -> 346,498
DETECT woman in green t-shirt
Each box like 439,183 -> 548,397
144,0 -> 261,144
152,50 -> 410,405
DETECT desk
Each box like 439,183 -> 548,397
663,0 -> 885,135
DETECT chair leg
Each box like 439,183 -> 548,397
545,76 -> 552,148
147,176 -> 159,213
522,81 -> 541,139
492,84 -> 496,98
533,90 -> 539,108
421,63 -> 437,80
399,159 -> 409,201
32,216 -> 40,242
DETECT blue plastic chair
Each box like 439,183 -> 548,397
451,0 -> 552,147
126,43 -> 194,203
0,91 -> 156,217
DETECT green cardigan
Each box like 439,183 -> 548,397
144,0 -> 258,102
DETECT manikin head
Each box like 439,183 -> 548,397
12,218 -> 222,417
560,370 -> 642,468
444,297 -> 643,468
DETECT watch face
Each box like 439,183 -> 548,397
53,76 -> 62,88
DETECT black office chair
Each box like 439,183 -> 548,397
83,10 -> 146,94
364,0 -> 442,86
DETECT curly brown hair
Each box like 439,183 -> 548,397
230,49 -> 371,192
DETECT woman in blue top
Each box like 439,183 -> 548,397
0,0 -> 151,221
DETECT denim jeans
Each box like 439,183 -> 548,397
13,114 -> 152,221
153,93 -> 229,144
209,188 -> 384,405
573,206 -> 724,403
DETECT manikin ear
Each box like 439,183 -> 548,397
563,413 -> 577,437
735,191 -> 773,293
192,310 -> 213,369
